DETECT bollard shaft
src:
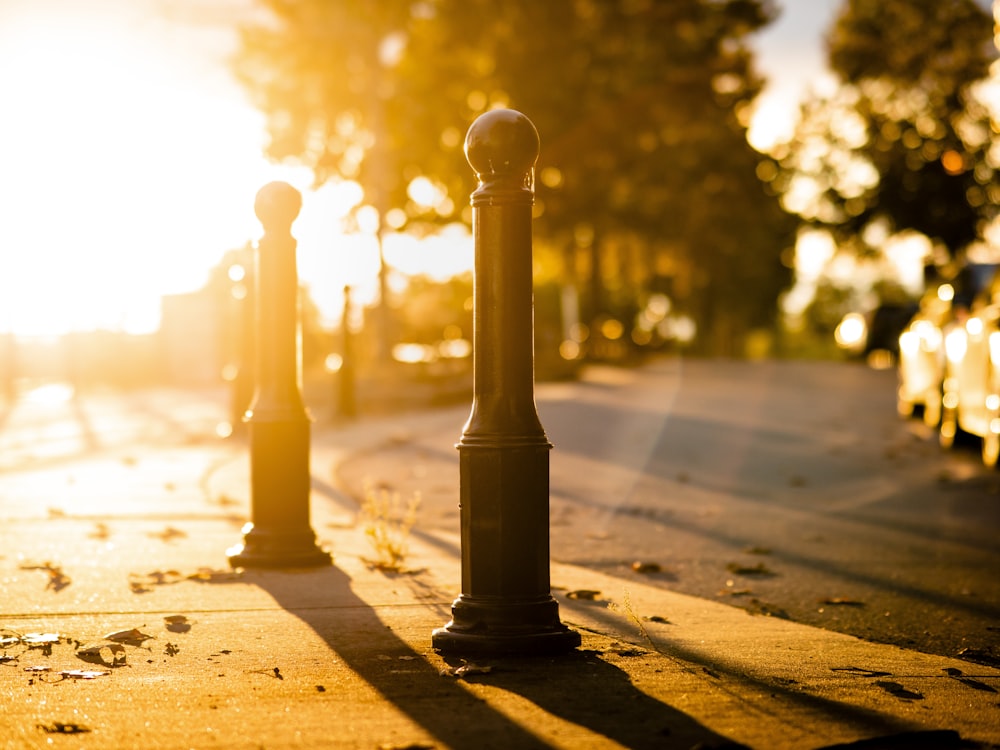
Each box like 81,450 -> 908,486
462,202 -> 544,443
249,227 -> 307,421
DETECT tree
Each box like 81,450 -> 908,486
773,0 -> 997,259
232,0 -> 795,355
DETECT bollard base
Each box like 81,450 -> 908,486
226,524 -> 331,569
432,594 -> 580,656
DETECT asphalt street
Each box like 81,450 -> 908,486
336,358 -> 1000,668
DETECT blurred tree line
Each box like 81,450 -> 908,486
769,0 -> 997,345
232,0 -> 796,358
231,0 -> 997,362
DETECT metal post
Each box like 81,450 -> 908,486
338,285 -> 357,419
227,181 -> 331,569
432,109 -> 580,655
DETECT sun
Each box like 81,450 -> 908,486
0,1 -> 300,336
0,1 -> 474,340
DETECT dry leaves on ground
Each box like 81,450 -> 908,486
18,562 -> 71,591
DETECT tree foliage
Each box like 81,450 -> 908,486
773,0 -> 997,258
232,0 -> 795,354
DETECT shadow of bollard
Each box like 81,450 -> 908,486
227,181 -> 331,569
432,109 -> 580,656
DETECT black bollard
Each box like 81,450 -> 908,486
337,285 -> 357,419
227,181 -> 331,569
432,109 -> 580,655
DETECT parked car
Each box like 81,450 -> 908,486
896,284 -> 956,426
940,265 -> 1000,468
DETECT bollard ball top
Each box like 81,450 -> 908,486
465,109 -> 539,179
254,181 -> 302,232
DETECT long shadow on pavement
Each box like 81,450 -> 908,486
251,565 -> 749,749
450,648 -> 750,750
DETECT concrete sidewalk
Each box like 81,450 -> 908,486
0,405 -> 998,749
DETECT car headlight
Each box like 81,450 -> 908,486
912,320 -> 941,352
945,328 -> 967,363
990,331 -> 1000,367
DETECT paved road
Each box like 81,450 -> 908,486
338,358 -> 1000,668
5,362 -> 999,669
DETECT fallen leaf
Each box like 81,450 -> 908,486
819,597 -> 865,607
440,662 -> 492,678
743,599 -> 789,619
37,722 -> 91,734
24,666 -> 52,672
104,628 -> 154,646
717,588 -> 754,597
164,615 -> 191,633
60,669 -> 110,680
128,570 -> 185,592
644,615 -> 670,624
607,644 -> 647,657
22,633 -> 61,646
631,561 -> 661,574
147,526 -> 186,542
76,643 -> 126,667
566,589 -> 602,600
19,563 -> 71,592
726,562 -> 775,576
187,567 -> 241,582
164,643 -> 180,657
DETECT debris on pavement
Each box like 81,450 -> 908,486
164,614 -> 192,633
566,589 -> 602,600
439,661 -> 492,678
76,643 -> 126,667
743,599 -> 790,619
631,561 -> 661,574
146,525 -> 187,542
18,562 -> 71,591
37,722 -> 91,734
129,568 -> 241,593
59,669 -> 111,680
104,628 -> 154,646
726,562 -> 775,576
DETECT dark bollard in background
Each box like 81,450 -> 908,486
227,181 -> 331,569
432,110 -> 580,655
337,285 -> 357,420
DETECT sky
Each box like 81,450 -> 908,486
747,0 -> 842,151
0,0 -> 933,337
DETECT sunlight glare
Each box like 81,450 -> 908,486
0,1 -> 374,337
